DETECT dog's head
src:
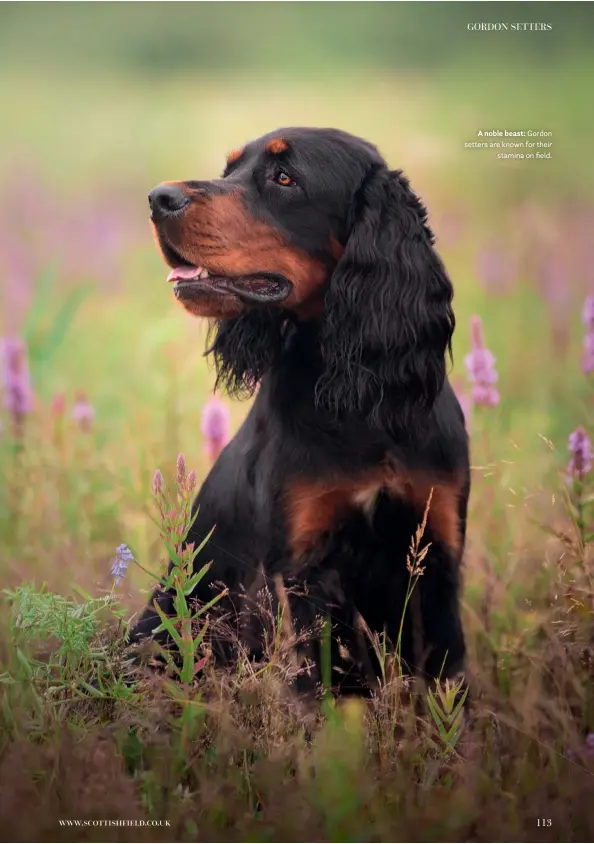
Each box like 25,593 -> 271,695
149,127 -> 454,428
149,128 -> 377,320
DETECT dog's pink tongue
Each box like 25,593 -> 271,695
167,265 -> 200,283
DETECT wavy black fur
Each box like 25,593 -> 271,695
316,166 -> 455,433
132,128 -> 470,699
207,307 -> 289,399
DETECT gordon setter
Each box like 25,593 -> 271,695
130,127 -> 470,695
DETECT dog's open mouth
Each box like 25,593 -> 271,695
167,264 -> 292,305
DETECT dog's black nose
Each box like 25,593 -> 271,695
148,183 -> 190,221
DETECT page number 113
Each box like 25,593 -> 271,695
537,819 -> 552,827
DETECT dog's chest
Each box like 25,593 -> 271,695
283,467 -> 410,559
350,482 -> 383,520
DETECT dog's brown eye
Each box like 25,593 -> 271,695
275,171 -> 296,187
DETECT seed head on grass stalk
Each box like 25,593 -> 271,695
406,488 -> 433,578
394,489 -> 433,679
408,495 -> 467,762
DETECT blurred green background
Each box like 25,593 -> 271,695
1,2 -> 594,596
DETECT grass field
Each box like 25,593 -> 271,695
2,49 -> 594,841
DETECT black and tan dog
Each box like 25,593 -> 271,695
130,127 -> 470,696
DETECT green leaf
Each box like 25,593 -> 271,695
183,562 -> 213,596
192,620 -> 209,653
174,582 -> 190,619
426,689 -> 448,725
181,649 -> 195,683
180,507 -> 205,544
449,685 -> 469,719
444,720 -> 462,745
152,601 -> 183,649
189,525 -> 216,560
190,588 -> 227,620
164,542 -> 184,567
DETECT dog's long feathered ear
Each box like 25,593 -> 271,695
207,310 -> 287,398
316,166 -> 454,434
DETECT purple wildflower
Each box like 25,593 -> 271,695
111,544 -> 135,585
152,468 -> 164,496
176,452 -> 187,485
567,426 -> 593,483
464,316 -> 500,408
201,395 -> 231,463
72,391 -> 95,431
186,469 -> 197,493
0,337 -> 34,435
581,295 -> 594,374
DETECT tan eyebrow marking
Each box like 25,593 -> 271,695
265,138 -> 288,154
226,148 -> 244,165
